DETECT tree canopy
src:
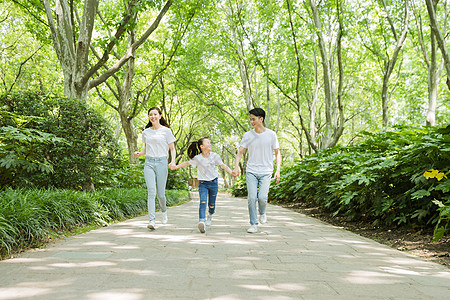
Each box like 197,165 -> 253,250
1,0 -> 449,163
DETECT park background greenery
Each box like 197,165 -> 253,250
0,0 -> 449,257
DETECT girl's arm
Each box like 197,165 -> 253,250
171,161 -> 191,170
220,164 -> 233,176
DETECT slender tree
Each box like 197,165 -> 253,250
425,0 -> 450,91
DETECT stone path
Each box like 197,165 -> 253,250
0,193 -> 449,299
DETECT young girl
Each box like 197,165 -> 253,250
170,137 -> 233,233
134,107 -> 176,230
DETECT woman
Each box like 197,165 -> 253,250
134,107 -> 176,230
170,137 -> 233,233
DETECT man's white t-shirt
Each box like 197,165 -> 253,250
142,126 -> 176,158
189,152 -> 223,181
240,128 -> 279,175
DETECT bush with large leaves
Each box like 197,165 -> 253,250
1,92 -> 121,190
269,125 -> 450,238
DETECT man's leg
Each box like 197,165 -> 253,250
257,174 -> 272,221
246,173 -> 258,225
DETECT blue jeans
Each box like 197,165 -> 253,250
198,177 -> 218,222
144,157 -> 168,221
246,172 -> 272,225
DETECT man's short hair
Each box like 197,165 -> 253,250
249,108 -> 265,122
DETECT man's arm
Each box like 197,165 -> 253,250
274,148 -> 281,184
232,146 -> 246,177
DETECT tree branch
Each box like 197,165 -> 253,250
87,0 -> 173,90
7,45 -> 44,94
176,77 -> 247,133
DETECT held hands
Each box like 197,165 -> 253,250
168,162 -> 176,170
133,151 -> 141,158
231,168 -> 240,178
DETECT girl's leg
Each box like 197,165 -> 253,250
207,178 -> 219,215
144,158 -> 157,221
154,158 -> 168,213
198,181 -> 208,222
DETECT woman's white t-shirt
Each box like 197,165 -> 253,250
189,152 -> 223,181
239,128 -> 279,175
142,126 -> 176,158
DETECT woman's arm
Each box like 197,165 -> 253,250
168,142 -> 176,168
171,161 -> 191,170
134,146 -> 146,158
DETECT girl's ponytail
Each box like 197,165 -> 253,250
187,137 -> 208,159
187,141 -> 201,159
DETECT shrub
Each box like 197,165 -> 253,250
231,175 -> 248,197
166,169 -> 189,190
108,163 -> 189,190
269,125 -> 450,238
0,91 -> 121,190
0,111 -> 67,187
0,188 -> 190,258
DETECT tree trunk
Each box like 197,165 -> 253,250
381,66 -> 390,127
310,49 -> 320,146
121,29 -> 139,164
426,0 -> 450,91
308,0 -> 343,149
426,30 -> 444,126
121,113 -> 139,164
379,0 -> 409,128
228,3 -> 254,111
275,64 -> 281,133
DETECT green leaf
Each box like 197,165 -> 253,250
411,189 -> 431,200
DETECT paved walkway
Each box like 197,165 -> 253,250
0,193 -> 449,300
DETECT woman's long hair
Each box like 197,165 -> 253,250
187,137 -> 208,159
145,107 -> 170,129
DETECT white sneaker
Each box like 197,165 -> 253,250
259,213 -> 267,224
162,211 -> 168,224
147,220 -> 156,230
205,214 -> 213,226
198,222 -> 206,233
247,225 -> 258,233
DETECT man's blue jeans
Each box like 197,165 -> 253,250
198,177 -> 218,222
246,172 -> 272,225
144,157 -> 168,221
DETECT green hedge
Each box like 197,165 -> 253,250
0,188 -> 190,258
231,175 -> 248,197
269,125 -> 450,239
110,163 -> 189,190
0,91 -> 121,190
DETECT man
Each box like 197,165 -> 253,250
232,108 -> 281,233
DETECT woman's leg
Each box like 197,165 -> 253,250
154,158 -> 168,213
144,158 -> 157,221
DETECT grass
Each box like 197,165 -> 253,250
0,188 -> 190,259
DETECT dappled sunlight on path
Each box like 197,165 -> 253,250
0,193 -> 449,299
